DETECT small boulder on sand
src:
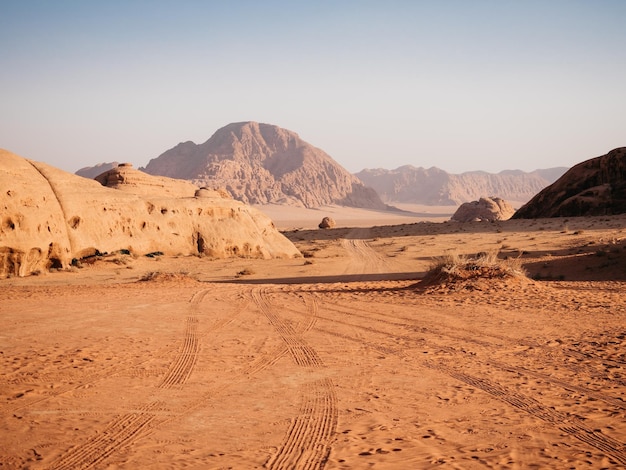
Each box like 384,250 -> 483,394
451,197 -> 515,222
318,217 -> 336,229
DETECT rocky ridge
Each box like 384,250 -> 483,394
355,165 -> 567,205
513,147 -> 626,218
0,150 -> 300,277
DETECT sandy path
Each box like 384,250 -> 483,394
340,228 -> 389,276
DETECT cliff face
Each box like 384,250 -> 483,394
513,148 -> 626,219
141,122 -> 388,210
0,149 -> 300,278
355,166 -> 566,205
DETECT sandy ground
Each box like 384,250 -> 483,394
1,210 -> 626,469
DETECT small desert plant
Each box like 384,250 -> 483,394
236,268 -> 255,277
425,251 -> 527,283
140,271 -> 194,282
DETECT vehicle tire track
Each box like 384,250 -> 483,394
46,287 -> 243,469
426,360 -> 626,466
340,228 -> 388,275
157,314 -> 200,389
300,290 -> 626,463
251,288 -> 323,368
49,401 -> 165,470
314,296 -> 626,410
265,378 -> 338,470
251,288 -> 338,470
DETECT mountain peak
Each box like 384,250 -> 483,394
142,122 -> 387,209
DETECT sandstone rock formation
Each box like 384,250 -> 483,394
513,148 -> 626,219
355,165 -> 566,205
140,122 -> 388,210
0,149 -> 300,278
318,217 -> 336,229
451,197 -> 516,222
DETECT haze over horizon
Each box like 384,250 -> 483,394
1,1 -> 624,175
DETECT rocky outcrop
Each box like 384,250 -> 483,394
318,217 -> 336,229
513,148 -> 626,219
355,165 -> 567,205
0,149 -> 300,278
451,197 -> 516,222
141,122 -> 389,210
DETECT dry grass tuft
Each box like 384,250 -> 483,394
139,271 -> 197,283
236,268 -> 255,277
421,251 -> 528,289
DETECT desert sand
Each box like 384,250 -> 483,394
1,209 -> 626,469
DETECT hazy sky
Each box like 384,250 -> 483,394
1,1 -> 625,174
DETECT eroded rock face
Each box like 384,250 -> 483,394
0,150 -> 300,277
451,197 -> 516,222
513,148 -> 626,218
141,121 -> 388,210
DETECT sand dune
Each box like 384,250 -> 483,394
1,211 -> 625,469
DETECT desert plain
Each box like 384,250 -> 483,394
1,206 -> 625,469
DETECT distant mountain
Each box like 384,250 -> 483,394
76,162 -> 119,179
355,165 -> 568,206
513,147 -> 626,218
140,122 -> 388,210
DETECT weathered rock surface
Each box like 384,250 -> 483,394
451,197 -> 516,222
0,149 -> 300,277
318,217 -> 336,229
141,122 -> 389,210
513,148 -> 626,218
355,165 -> 566,205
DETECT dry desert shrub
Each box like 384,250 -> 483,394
139,271 -> 196,282
424,251 -> 528,285
236,268 -> 255,277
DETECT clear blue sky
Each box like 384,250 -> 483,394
1,0 -> 624,174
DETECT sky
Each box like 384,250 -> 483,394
1,1 -> 625,175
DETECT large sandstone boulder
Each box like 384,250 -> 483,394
451,197 -> 515,222
318,217 -> 336,229
0,150 -> 300,278
513,147 -> 626,218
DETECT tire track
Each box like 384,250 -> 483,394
340,228 -> 388,275
265,379 -> 338,470
157,289 -> 207,389
427,361 -> 626,466
300,290 -> 626,463
314,296 -> 626,410
157,315 -> 199,388
251,288 -> 338,470
46,287 -> 242,469
49,401 -> 165,470
251,288 -> 323,368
